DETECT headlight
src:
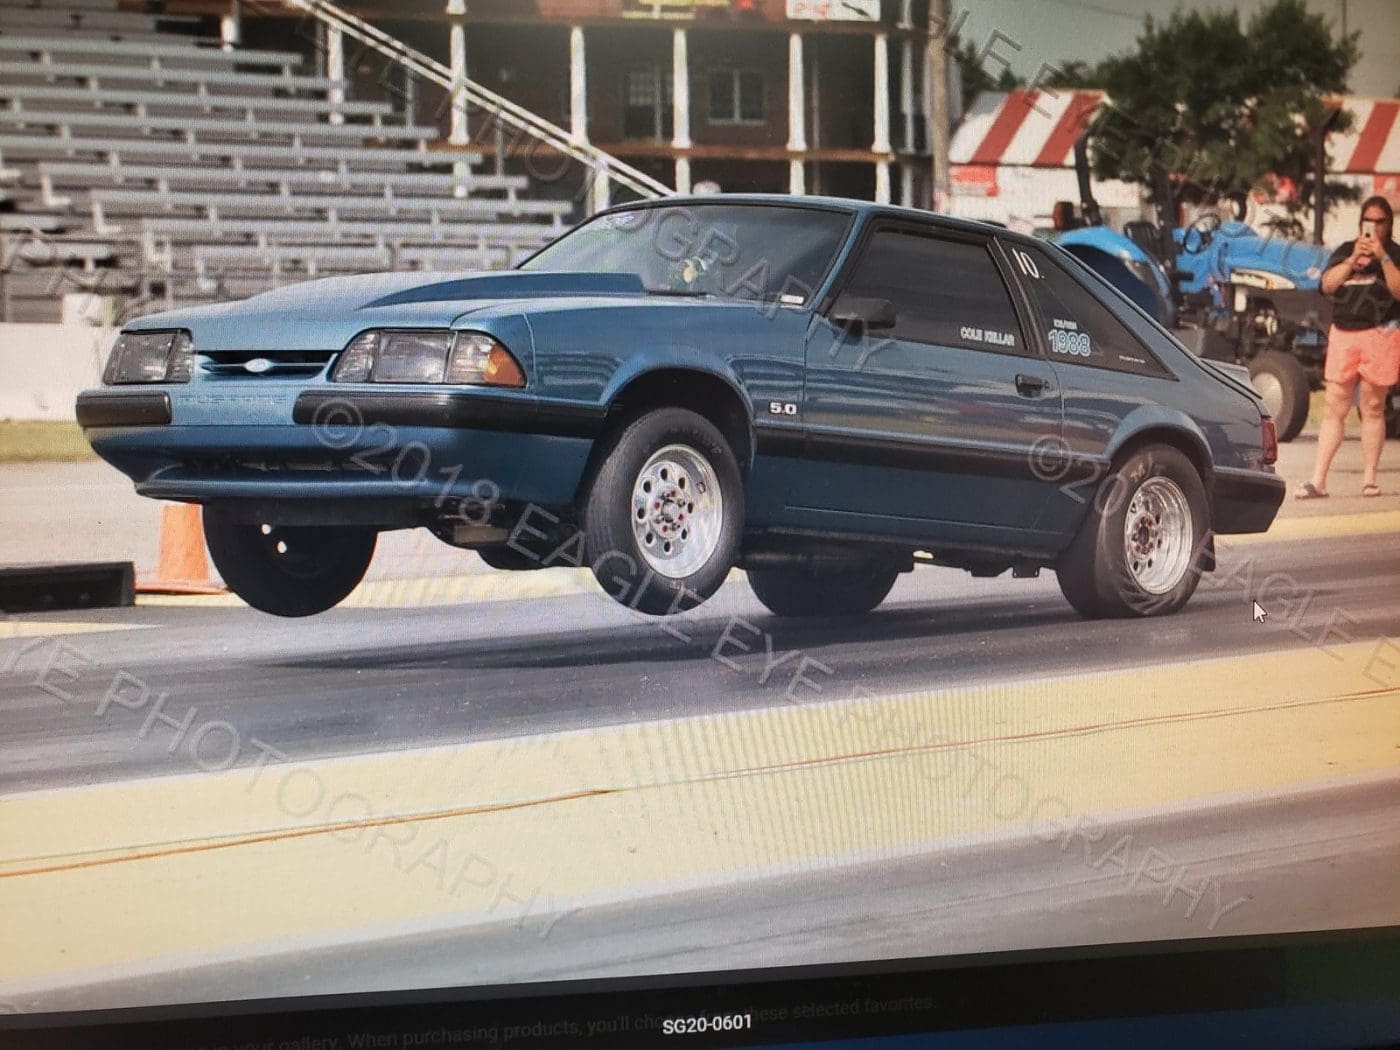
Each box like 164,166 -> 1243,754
102,330 -> 194,385
330,330 -> 526,388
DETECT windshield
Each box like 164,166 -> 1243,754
519,202 -> 852,303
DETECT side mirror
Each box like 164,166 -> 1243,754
830,296 -> 897,332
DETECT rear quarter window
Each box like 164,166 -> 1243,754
1010,243 -> 1173,379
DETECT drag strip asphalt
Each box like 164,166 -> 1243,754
2,530 -> 1397,793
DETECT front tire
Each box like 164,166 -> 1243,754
582,407 -> 743,616
1054,445 -> 1208,619
203,506 -> 376,617
748,563 -> 899,618
1248,351 -> 1309,442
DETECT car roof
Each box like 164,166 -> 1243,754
610,193 -> 1035,246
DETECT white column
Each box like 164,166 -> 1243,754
591,166 -> 610,213
672,28 -> 691,194
873,32 -> 891,202
672,28 -> 691,149
446,2 -> 469,194
787,32 -> 806,151
789,159 -> 805,195
569,26 -> 588,144
901,163 -> 914,206
403,67 -> 417,125
326,24 -> 344,126
872,32 -> 891,154
219,1 -> 240,50
788,32 -> 806,195
448,23 -> 468,146
900,37 -> 914,153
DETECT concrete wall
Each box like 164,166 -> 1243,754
0,324 -> 113,422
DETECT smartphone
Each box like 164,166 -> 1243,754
1362,219 -> 1378,239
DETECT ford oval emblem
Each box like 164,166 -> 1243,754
244,357 -> 274,374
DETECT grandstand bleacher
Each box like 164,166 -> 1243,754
0,0 -> 577,322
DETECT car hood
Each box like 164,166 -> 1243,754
123,270 -> 648,351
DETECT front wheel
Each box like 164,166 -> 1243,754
748,563 -> 900,618
203,506 -> 376,617
1054,445 -> 1208,619
582,407 -> 744,616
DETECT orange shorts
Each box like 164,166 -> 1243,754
1325,325 -> 1400,387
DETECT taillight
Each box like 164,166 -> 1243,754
1261,418 -> 1278,466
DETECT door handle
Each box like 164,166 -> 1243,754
1015,373 -> 1048,397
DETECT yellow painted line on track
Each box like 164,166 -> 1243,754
0,620 -> 149,638
1,639 -> 1397,988
137,568 -> 604,608
1229,509 -> 1400,545
138,567 -> 750,609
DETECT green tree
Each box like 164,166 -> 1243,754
1040,59 -> 1101,90
1087,0 -> 1356,216
955,37 -> 1025,102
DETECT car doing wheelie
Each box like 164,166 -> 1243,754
78,196 -> 1285,621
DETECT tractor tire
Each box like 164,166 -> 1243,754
1248,351 -> 1309,442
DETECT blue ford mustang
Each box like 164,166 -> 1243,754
77,195 -> 1284,619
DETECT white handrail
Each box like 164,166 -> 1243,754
276,0 -> 673,201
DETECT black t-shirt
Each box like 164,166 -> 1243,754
1326,238 -> 1400,330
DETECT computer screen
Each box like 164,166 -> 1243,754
0,0 -> 1396,1045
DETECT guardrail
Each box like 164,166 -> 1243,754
278,0 -> 674,203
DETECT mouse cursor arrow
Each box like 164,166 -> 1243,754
1252,601 -> 1267,623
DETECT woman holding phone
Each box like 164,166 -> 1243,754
1298,196 -> 1400,498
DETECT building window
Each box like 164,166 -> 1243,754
708,69 -> 765,125
624,66 -> 674,141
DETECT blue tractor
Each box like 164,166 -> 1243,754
1050,134 -> 1353,442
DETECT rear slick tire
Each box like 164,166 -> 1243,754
1054,445 -> 1209,619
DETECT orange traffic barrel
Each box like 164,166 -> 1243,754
137,503 -> 226,595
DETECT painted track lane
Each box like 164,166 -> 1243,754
2,528 -> 1398,792
1,517 -> 1398,1009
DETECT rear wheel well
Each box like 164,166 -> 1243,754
1110,428 -> 1213,494
572,369 -> 754,504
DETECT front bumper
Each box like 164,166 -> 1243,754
76,386 -> 603,512
1211,466 -> 1286,534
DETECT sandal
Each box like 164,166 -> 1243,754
1363,483 -> 1382,498
1295,482 -> 1329,500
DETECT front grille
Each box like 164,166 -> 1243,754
200,350 -> 335,380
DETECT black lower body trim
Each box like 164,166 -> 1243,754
75,391 -> 173,427
294,390 -> 606,439
758,424 -> 1100,484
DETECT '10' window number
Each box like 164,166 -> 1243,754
1010,248 -> 1041,279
